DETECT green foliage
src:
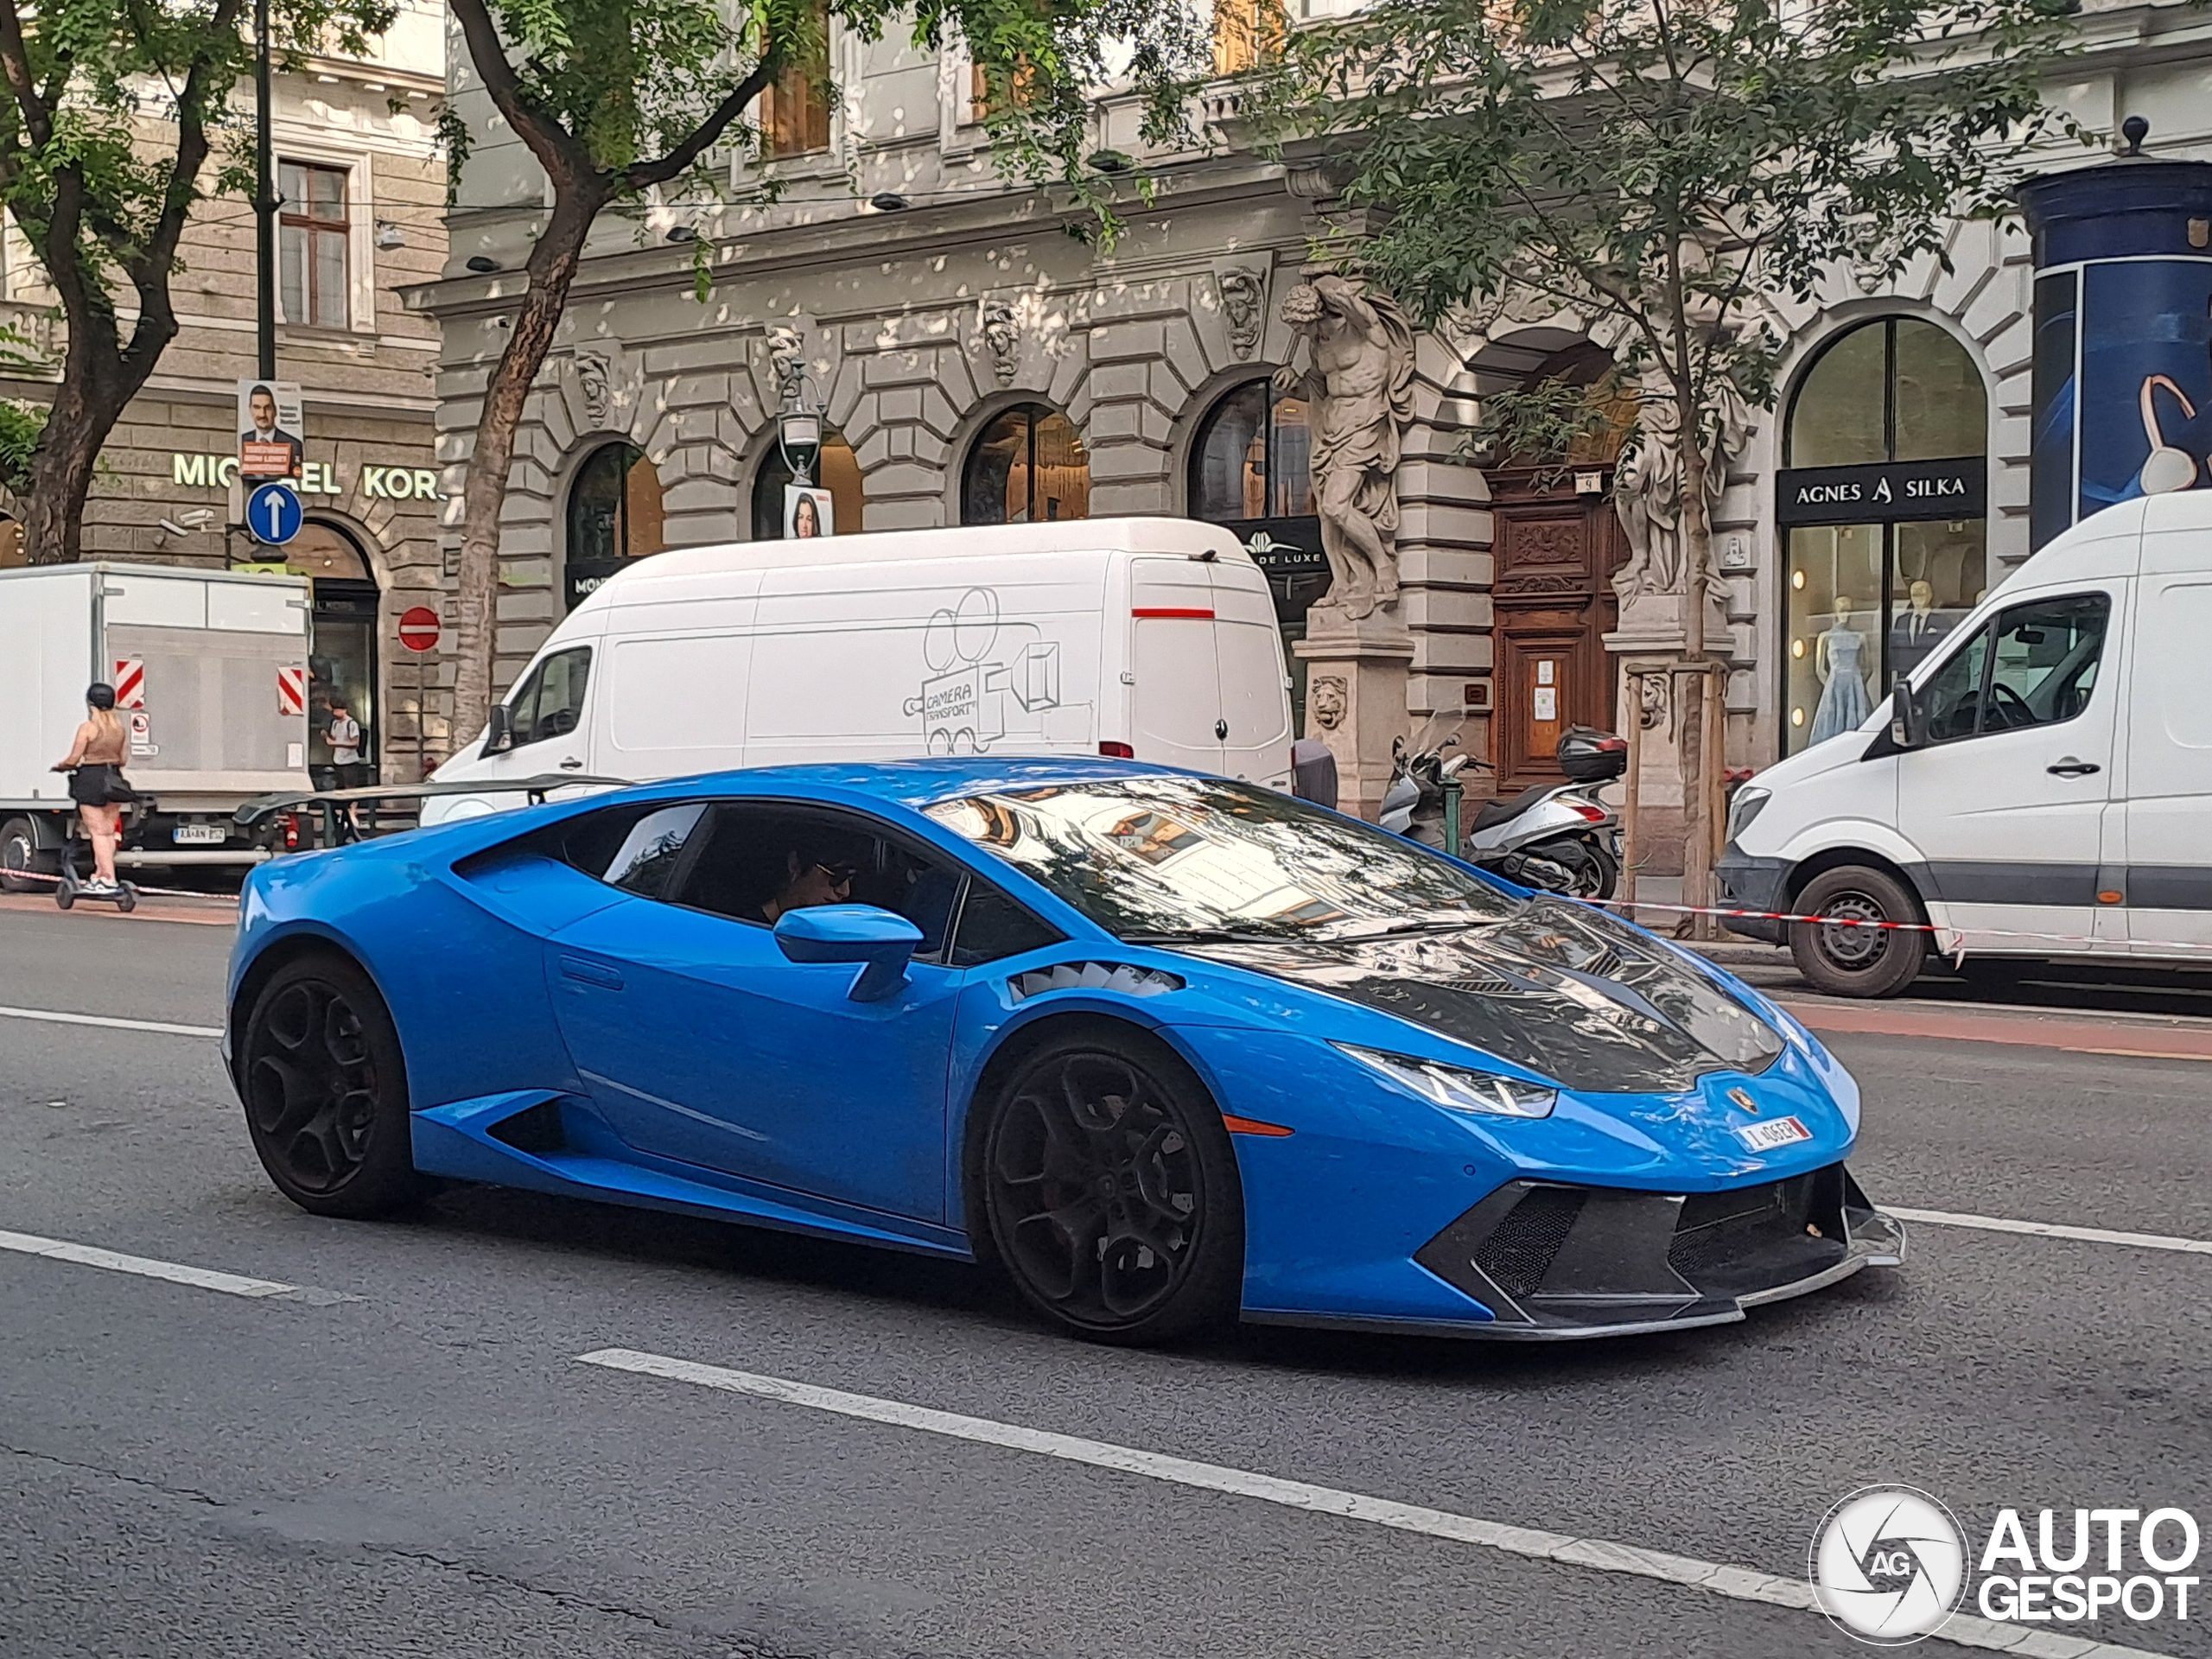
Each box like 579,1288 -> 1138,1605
0,395 -> 42,494
462,0 -> 1210,233
0,0 -> 398,308
1250,0 -> 2091,419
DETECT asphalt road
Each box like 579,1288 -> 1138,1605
3,905 -> 2208,1659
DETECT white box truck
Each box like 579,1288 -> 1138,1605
423,518 -> 1299,825
0,562 -> 313,889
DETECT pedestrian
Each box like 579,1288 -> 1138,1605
327,698 -> 364,789
50,682 -> 135,897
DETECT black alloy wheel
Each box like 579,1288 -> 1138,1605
1789,864 -> 1926,999
981,1036 -> 1243,1345
241,956 -> 427,1217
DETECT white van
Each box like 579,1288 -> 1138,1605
1719,492 -> 2212,996
424,518 -> 1295,823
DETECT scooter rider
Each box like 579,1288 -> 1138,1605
52,682 -> 134,898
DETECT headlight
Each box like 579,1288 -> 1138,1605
1726,785 -> 1770,846
1333,1043 -> 1557,1118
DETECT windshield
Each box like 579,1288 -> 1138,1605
922,775 -> 1523,941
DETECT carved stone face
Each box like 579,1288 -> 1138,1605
1310,676 -> 1347,729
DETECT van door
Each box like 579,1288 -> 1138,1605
1130,557 -> 1226,773
1895,586 -> 2124,956
2121,564 -> 2212,955
1210,564 -> 1294,784
491,644 -> 596,782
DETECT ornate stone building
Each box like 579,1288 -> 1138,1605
419,0 -> 2212,846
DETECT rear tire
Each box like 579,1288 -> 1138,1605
240,954 -> 428,1218
1,817 -> 58,894
978,1032 -> 1243,1346
1789,865 -> 1925,998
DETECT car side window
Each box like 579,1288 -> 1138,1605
505,646 -> 592,747
601,804 -> 709,899
1920,594 -> 2108,744
950,878 -> 1064,967
672,802 -> 969,962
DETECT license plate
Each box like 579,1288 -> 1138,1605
1736,1116 -> 1811,1153
173,824 -> 226,846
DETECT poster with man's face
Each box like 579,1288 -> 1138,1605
238,379 -> 305,480
784,484 -> 834,538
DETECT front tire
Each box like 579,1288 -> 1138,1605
240,954 -> 427,1217
1789,865 -> 1926,998
979,1033 -> 1244,1346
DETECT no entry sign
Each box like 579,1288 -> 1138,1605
398,606 -> 441,652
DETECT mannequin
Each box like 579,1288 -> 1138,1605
1811,596 -> 1875,744
1888,579 -> 1952,681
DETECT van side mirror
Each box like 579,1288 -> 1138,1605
1890,683 -> 1926,751
773,905 -> 925,1002
483,704 -> 515,754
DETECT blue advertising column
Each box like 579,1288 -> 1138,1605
2019,128 -> 2212,550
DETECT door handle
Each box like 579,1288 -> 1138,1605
559,756 -> 584,770
558,954 -> 623,990
2046,759 -> 2101,778
1214,718 -> 1229,741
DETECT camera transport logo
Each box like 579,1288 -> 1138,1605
1809,1487 -> 2202,1645
1811,1486 -> 1968,1644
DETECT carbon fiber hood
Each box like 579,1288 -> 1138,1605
1186,899 -> 1786,1093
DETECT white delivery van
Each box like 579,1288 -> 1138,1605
1719,493 -> 2212,996
423,518 -> 1296,823
0,562 -> 312,888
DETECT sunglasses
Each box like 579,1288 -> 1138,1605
811,861 -> 857,885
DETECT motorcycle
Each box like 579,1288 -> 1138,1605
1379,710 -> 1626,899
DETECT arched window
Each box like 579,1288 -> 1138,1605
1189,378 -> 1311,523
1779,317 -> 1988,755
564,442 -> 664,609
753,429 -> 864,539
961,403 -> 1090,525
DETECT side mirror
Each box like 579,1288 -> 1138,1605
1889,683 -> 1926,751
773,904 -> 925,1002
483,704 -> 515,754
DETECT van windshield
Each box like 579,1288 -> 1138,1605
922,776 -> 1523,942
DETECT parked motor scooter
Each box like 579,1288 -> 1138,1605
1380,712 -> 1626,899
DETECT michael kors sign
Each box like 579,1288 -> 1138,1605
1776,456 -> 1986,527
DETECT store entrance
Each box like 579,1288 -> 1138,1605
1488,467 -> 1625,790
289,522 -> 380,786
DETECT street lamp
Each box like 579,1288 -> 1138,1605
777,410 -> 822,486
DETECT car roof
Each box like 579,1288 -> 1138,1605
631,756 -> 1192,810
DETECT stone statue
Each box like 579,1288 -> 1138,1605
981,299 -> 1020,384
1611,385 -> 1751,608
1308,675 -> 1346,730
573,350 -> 612,424
766,326 -> 807,410
1274,276 -> 1416,620
1218,267 -> 1265,359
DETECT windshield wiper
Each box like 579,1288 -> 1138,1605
1119,927 -> 1291,946
1317,917 -> 1493,944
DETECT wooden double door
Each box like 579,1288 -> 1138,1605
1487,467 -> 1626,791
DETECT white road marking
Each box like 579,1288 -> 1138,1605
1886,1207 -> 2212,1258
575,1347 -> 2169,1659
0,1229 -> 349,1304
0,1004 -> 220,1039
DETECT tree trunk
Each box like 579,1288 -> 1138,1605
448,184 -> 607,750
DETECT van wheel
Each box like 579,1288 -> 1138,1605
1,817 -> 58,894
1789,866 -> 1925,998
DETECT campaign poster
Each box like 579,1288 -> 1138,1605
784,484 -> 834,538
238,379 -> 305,481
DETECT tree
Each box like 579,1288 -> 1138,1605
1253,0 -> 2083,914
0,0 -> 394,563
442,0 -> 1205,736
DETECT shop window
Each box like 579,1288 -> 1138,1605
279,161 -> 350,329
760,0 -> 832,157
1781,317 -> 1988,754
961,403 -> 1090,525
569,443 -> 665,564
753,429 -> 864,538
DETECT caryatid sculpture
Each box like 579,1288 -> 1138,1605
1274,276 -> 1416,620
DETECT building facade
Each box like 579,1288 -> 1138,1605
0,0 -> 451,784
421,0 -> 2212,833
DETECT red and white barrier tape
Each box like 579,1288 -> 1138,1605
3,868 -> 234,904
1581,896 -> 2212,962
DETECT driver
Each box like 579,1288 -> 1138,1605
760,838 -> 863,923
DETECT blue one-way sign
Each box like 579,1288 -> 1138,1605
247,480 -> 303,546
